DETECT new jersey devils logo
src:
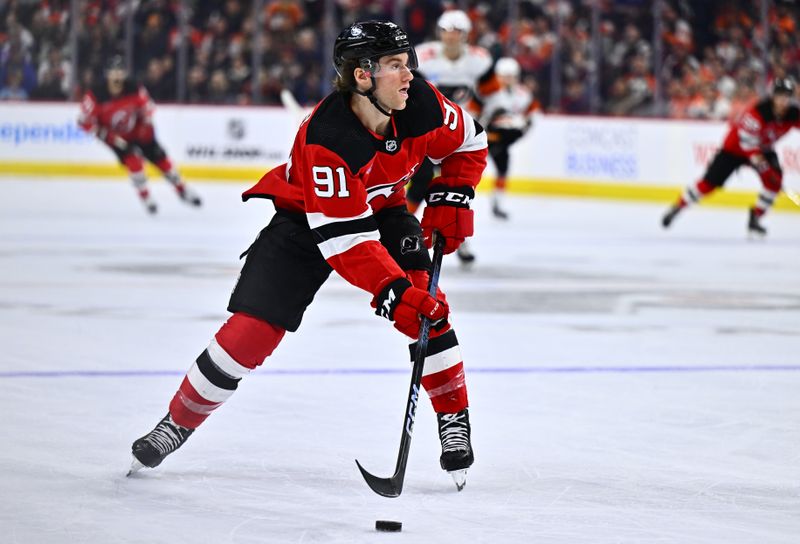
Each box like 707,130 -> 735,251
365,163 -> 419,203
110,109 -> 136,133
366,179 -> 406,202
400,235 -> 421,255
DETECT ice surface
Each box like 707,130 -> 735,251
1,178 -> 798,543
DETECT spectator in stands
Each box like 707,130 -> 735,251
207,68 -> 233,104
0,43 -> 37,96
186,64 -> 208,103
35,46 -> 70,97
227,53 -> 251,97
560,78 -> 589,113
5,0 -> 799,113
265,0 -> 305,33
0,68 -> 28,100
143,57 -> 173,101
2,12 -> 35,58
136,12 -> 171,79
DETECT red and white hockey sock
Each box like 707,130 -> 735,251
679,179 -> 715,207
156,158 -> 182,187
169,313 -> 286,429
411,329 -> 468,414
123,155 -> 148,193
754,188 -> 779,216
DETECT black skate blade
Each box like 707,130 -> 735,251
355,460 -> 403,498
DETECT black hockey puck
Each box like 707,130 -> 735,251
375,520 -> 402,532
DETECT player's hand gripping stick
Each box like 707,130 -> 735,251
421,183 -> 474,254
373,276 -> 448,339
357,233 -> 446,497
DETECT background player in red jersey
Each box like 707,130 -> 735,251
128,21 -> 487,491
78,56 -> 201,214
662,78 -> 799,236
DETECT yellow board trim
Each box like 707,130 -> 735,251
1,161 -> 797,212
0,161 -> 266,182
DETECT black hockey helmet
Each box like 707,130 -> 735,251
333,21 -> 418,78
106,54 -> 126,73
771,77 -> 796,96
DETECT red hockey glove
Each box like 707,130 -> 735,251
372,277 -> 449,339
421,183 -> 475,254
133,122 -> 155,144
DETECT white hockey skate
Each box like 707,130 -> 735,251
175,184 -> 202,207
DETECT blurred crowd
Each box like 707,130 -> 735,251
1,0 -> 799,120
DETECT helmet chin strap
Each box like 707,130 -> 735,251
352,77 -> 392,117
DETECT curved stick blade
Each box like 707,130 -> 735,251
355,460 -> 403,498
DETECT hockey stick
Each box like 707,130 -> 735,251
279,88 -> 308,127
356,233 -> 446,498
784,187 -> 800,207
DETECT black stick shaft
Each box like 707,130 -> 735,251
356,233 -> 446,497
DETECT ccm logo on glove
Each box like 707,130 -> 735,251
373,277 -> 448,338
427,190 -> 473,207
421,184 -> 475,254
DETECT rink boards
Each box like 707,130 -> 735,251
1,101 -> 799,211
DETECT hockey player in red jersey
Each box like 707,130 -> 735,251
129,21 -> 487,491
662,78 -> 799,236
78,56 -> 201,214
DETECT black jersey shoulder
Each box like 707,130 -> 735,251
755,99 -> 774,122
755,99 -> 800,123
393,77 -> 444,138
90,78 -> 139,103
305,92 -> 376,175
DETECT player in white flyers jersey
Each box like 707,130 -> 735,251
407,9 -> 492,266
478,57 -> 539,219
415,10 -> 493,107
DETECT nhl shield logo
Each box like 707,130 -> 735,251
350,25 -> 363,37
385,139 -> 398,152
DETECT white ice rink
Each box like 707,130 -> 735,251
1,178 -> 798,543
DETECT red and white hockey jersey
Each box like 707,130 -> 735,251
78,79 -> 154,140
722,98 -> 800,158
243,77 -> 488,296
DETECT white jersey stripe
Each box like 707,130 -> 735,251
738,129 -> 760,150
306,208 -> 373,230
317,230 -> 381,260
